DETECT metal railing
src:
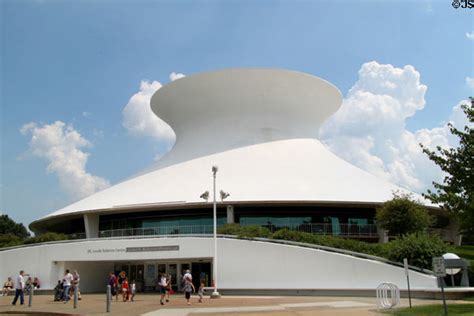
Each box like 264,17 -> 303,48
98,225 -> 214,238
259,223 -> 378,236
95,223 -> 378,239
67,232 -> 87,240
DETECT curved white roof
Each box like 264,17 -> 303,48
32,69 -> 434,227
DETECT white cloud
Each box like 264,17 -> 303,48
321,61 -> 469,193
169,72 -> 186,81
122,73 -> 185,142
466,32 -> 474,40
466,76 -> 474,89
82,111 -> 91,118
20,121 -> 110,200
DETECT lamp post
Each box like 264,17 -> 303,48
211,166 -> 221,298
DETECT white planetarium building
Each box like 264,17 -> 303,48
1,69 -> 448,294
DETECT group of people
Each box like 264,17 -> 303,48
106,268 -> 205,306
108,271 -> 136,302
159,269 -> 205,306
3,274 -> 41,298
7,268 -> 207,307
53,269 -> 81,303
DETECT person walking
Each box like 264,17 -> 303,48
122,277 -> 129,302
62,269 -> 74,304
11,270 -> 25,305
130,280 -> 136,302
183,277 -> 195,305
72,270 -> 81,300
108,272 -> 117,299
158,274 -> 167,305
165,274 -> 172,303
198,280 -> 205,303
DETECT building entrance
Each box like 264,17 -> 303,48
114,259 -> 212,292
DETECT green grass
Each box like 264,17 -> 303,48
453,245 -> 474,261
386,304 -> 474,316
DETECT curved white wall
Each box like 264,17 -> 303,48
0,237 -> 437,292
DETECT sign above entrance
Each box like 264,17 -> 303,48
126,245 -> 179,252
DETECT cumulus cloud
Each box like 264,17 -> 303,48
466,77 -> 474,89
20,121 -> 110,200
321,61 -> 470,193
122,79 -> 176,142
466,32 -> 474,40
169,72 -> 186,81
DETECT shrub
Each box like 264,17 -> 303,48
271,229 -> 384,257
237,225 -> 271,238
24,232 -> 68,244
218,224 -> 271,238
217,223 -> 242,235
384,233 -> 449,270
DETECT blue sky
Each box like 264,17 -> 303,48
1,0 -> 473,228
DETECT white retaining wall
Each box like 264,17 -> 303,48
0,237 -> 438,292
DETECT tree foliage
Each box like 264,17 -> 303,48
0,234 -> 24,248
420,98 -> 474,241
23,232 -> 68,244
376,193 -> 433,237
0,214 -> 30,239
384,233 -> 448,270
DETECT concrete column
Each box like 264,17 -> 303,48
177,263 -> 182,291
83,213 -> 99,238
377,224 -> 389,244
226,205 -> 234,224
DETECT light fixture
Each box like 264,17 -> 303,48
220,190 -> 230,201
200,191 -> 210,201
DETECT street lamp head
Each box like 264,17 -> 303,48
220,190 -> 230,201
212,165 -> 218,174
200,191 -> 209,201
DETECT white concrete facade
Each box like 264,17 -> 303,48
0,237 -> 437,293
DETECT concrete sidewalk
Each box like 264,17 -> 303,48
0,293 -> 464,316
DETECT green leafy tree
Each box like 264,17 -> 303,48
376,193 -> 434,237
0,234 -> 24,248
0,214 -> 30,239
420,98 -> 474,242
23,232 -> 68,244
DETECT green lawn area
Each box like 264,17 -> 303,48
386,304 -> 474,316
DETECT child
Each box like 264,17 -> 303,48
159,274 -> 167,305
198,281 -> 205,303
130,280 -> 136,302
122,277 -> 129,302
183,278 -> 195,305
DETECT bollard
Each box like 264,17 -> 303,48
106,285 -> 111,313
74,287 -> 78,309
28,286 -> 33,307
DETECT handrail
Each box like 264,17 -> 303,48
96,223 -> 378,239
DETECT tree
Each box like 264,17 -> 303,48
23,232 -> 67,244
376,193 -> 433,237
420,98 -> 474,242
0,214 -> 30,239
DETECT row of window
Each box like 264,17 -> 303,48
99,215 -> 373,231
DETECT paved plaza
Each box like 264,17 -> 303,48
1,293 -> 469,316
